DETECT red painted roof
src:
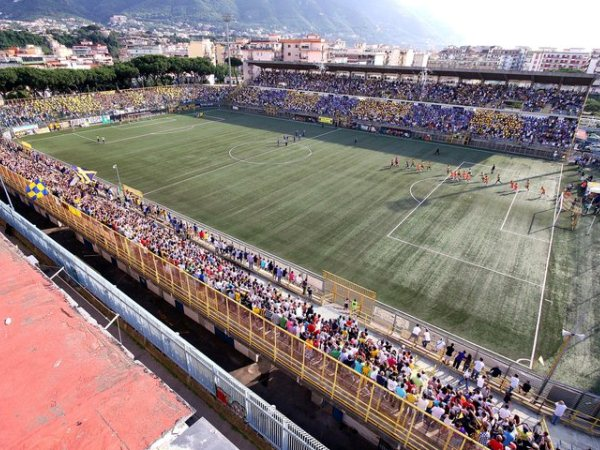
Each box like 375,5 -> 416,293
0,234 -> 192,450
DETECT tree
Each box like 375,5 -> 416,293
114,63 -> 140,88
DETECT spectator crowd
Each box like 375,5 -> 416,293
0,139 -> 556,449
232,86 -> 577,149
253,71 -> 585,116
0,85 -> 234,129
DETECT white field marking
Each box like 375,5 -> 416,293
409,176 -> 441,203
107,120 -> 223,144
462,160 -> 521,178
72,133 -> 96,142
145,128 -> 340,196
499,228 -> 550,244
110,117 -> 178,130
229,143 -> 313,165
226,108 -> 507,156
529,163 -> 563,369
25,117 -> 178,142
500,191 -> 519,231
202,114 -> 226,121
387,161 -> 464,237
387,235 -> 543,288
515,358 -> 531,366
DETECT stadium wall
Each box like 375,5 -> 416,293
0,165 -> 492,450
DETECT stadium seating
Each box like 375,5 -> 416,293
231,86 -> 577,149
252,71 -> 585,115
0,85 -> 234,128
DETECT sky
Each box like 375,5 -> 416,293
398,0 -> 600,49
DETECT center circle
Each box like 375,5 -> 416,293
228,141 -> 313,165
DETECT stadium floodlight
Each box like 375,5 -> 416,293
223,14 -> 233,86
112,164 -> 123,200
535,328 -> 585,404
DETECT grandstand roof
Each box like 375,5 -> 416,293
0,234 -> 193,449
247,60 -> 597,86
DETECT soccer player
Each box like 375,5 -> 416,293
491,164 -> 496,174
525,179 -> 530,192
395,156 -> 399,167
540,186 -> 546,198
513,181 -> 519,192
495,173 -> 501,184
101,137 -> 105,144
390,158 -> 394,168
446,165 -> 451,175
277,139 -> 280,147
96,135 -> 100,143
427,162 -> 432,171
435,148 -> 440,155
411,159 -> 415,168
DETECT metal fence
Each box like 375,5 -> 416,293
0,201 -> 328,450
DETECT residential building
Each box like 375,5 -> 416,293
281,34 -> 328,63
524,48 -> 591,72
188,39 -> 216,63
241,40 -> 282,62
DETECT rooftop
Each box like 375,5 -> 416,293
247,60 -> 597,86
0,234 -> 193,449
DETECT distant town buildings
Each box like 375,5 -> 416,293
0,18 -> 597,81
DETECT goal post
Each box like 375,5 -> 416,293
323,271 -> 376,323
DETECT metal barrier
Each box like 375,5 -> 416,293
0,201 -> 327,450
0,166 -> 487,449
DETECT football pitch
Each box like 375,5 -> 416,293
23,110 -> 600,391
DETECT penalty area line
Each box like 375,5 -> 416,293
387,161 -> 464,237
386,235 -> 543,288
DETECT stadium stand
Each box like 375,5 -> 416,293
251,71 -> 586,115
0,85 -> 233,128
231,86 -> 578,150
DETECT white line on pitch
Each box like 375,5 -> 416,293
529,164 -> 563,369
387,235 -> 543,287
387,162 -> 464,237
500,191 -> 519,231
409,177 -> 441,203
145,128 -> 340,196
73,133 -> 96,142
499,228 -> 550,243
108,120 -> 222,144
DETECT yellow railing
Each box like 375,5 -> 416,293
0,164 -> 493,449
323,270 -> 376,323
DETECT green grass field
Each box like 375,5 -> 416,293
24,110 -> 600,391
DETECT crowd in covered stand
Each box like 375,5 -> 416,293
0,140 -> 555,449
231,87 -> 577,149
0,85 -> 234,128
252,71 -> 585,115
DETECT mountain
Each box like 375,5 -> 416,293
0,0 -> 460,47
